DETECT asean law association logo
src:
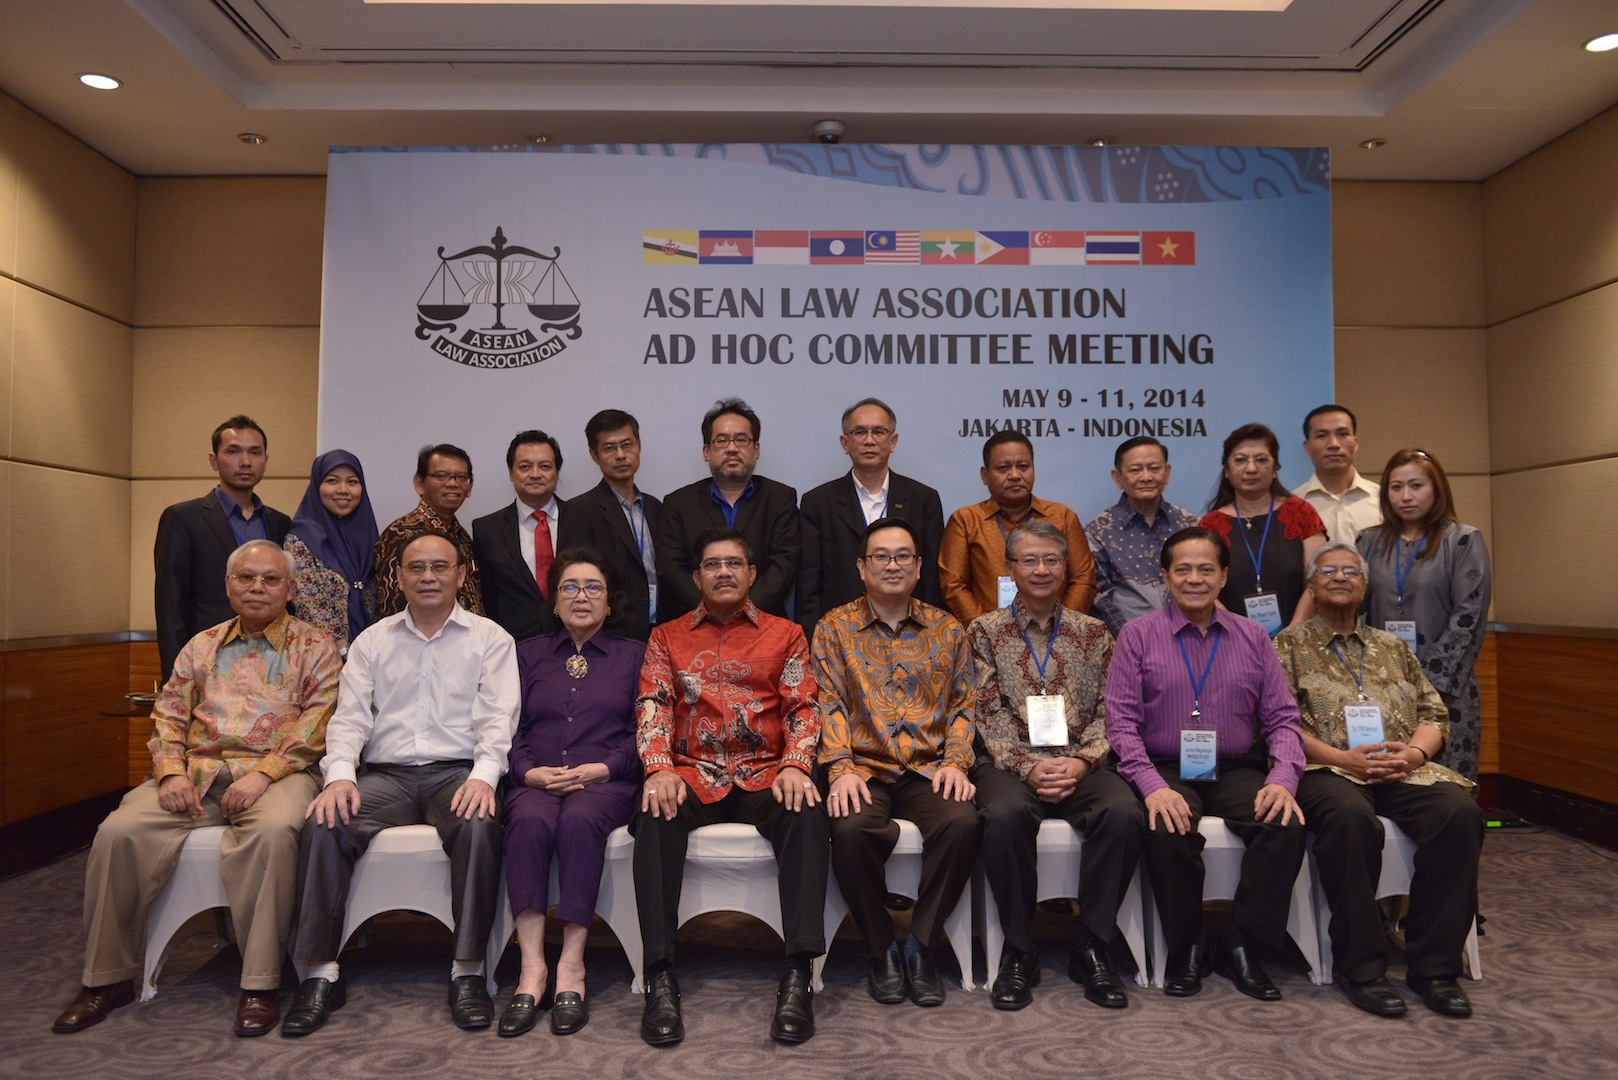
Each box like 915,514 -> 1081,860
414,226 -> 583,369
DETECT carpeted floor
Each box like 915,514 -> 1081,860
3,826 -> 1615,1080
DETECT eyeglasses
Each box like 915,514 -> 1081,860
595,438 -> 637,456
426,471 -> 471,484
1229,455 -> 1273,469
558,581 -> 606,598
403,560 -> 458,576
844,426 -> 893,441
707,435 -> 755,450
1011,554 -> 1065,570
229,573 -> 286,588
1314,566 -> 1363,580
700,557 -> 748,572
861,552 -> 916,567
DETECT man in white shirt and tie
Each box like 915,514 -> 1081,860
282,531 -> 519,1036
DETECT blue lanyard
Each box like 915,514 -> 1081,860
1014,601 -> 1061,693
626,493 -> 647,559
1329,637 -> 1368,701
1236,497 -> 1275,592
1394,536 -> 1425,613
1176,628 -> 1222,723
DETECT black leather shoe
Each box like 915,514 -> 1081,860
640,970 -> 684,1046
448,975 -> 494,1030
1407,973 -> 1472,1018
905,947 -> 946,1007
990,949 -> 1040,1011
498,993 -> 540,1037
52,981 -> 135,1034
1069,942 -> 1129,1009
1215,939 -> 1282,1001
770,966 -> 815,1044
281,977 -> 345,1037
1162,943 -> 1209,997
869,943 -> 907,1004
1336,975 -> 1407,1018
550,991 -> 589,1036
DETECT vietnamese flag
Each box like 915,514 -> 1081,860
1143,231 -> 1196,265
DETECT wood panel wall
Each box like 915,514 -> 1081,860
0,645 -> 130,824
1497,635 -> 1618,806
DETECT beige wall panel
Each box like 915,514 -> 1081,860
128,477 -> 305,630
12,106 -> 134,323
131,327 -> 318,479
11,286 -> 132,475
7,464 -> 129,637
0,94 -> 19,278
1446,474 -> 1493,604
1486,282 -> 1618,472
1484,105 -> 1618,325
136,177 -> 325,328
1332,182 -> 1484,329
1491,460 -> 1618,629
1334,326 -> 1488,476
0,278 -> 12,458
0,462 -> 10,640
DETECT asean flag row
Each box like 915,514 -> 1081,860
643,229 -> 1196,266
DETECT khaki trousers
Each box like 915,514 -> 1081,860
82,771 -> 316,991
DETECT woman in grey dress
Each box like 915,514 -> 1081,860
1356,449 -> 1492,780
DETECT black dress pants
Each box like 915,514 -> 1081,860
829,772 -> 980,958
1298,770 -> 1482,982
630,784 -> 830,968
974,762 -> 1144,958
1140,756 -> 1306,958
290,762 -> 503,969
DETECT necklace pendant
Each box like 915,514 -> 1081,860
565,653 -> 589,679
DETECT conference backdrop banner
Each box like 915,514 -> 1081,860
319,144 -> 1332,528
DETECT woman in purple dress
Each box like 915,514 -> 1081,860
498,547 -> 644,1038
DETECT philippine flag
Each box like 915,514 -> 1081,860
1085,232 -> 1142,265
1030,230 -> 1086,265
810,231 -> 865,265
976,231 -> 1030,265
699,230 -> 754,265
754,230 -> 810,265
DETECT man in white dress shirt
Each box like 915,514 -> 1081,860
282,531 -> 519,1036
1293,404 -> 1381,546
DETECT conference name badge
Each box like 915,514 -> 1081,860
1386,620 -> 1418,651
998,575 -> 1017,609
1025,694 -> 1067,747
1180,728 -> 1218,781
1244,592 -> 1283,636
1343,703 -> 1385,749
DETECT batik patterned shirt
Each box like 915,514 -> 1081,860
373,500 -> 483,617
149,612 -> 341,796
814,597 -> 974,783
1084,494 -> 1200,635
637,600 -> 819,802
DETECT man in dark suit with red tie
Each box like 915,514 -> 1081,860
796,398 -> 944,641
556,409 -> 663,641
154,415 -> 290,682
472,430 -> 568,642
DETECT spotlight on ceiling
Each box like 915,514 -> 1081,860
1585,33 -> 1618,53
79,73 -> 121,91
528,134 -> 552,145
238,133 -> 268,145
1087,136 -> 1115,147
1359,138 -> 1388,150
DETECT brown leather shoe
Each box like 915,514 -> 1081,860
52,981 -> 135,1033
235,990 -> 281,1037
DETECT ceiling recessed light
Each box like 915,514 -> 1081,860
238,132 -> 267,145
527,134 -> 552,145
1359,138 -> 1388,150
79,73 -> 121,91
1585,33 -> 1618,53
1087,136 -> 1115,147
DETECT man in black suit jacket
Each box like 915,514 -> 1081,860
797,398 -> 944,639
556,409 -> 664,641
472,429 -> 568,642
154,416 -> 290,682
655,398 -> 800,619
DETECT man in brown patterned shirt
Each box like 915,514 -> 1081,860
970,519 -> 1144,1011
373,443 -> 484,616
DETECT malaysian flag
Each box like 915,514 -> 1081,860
865,230 -> 920,264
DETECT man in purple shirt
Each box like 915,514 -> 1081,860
1105,526 -> 1306,1002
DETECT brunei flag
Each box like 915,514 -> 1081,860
643,230 -> 699,264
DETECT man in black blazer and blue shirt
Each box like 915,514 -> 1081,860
796,398 -> 944,640
556,409 -> 663,641
472,430 -> 568,643
654,398 -> 800,619
154,415 -> 290,682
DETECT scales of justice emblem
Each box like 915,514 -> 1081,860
415,226 -> 584,369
